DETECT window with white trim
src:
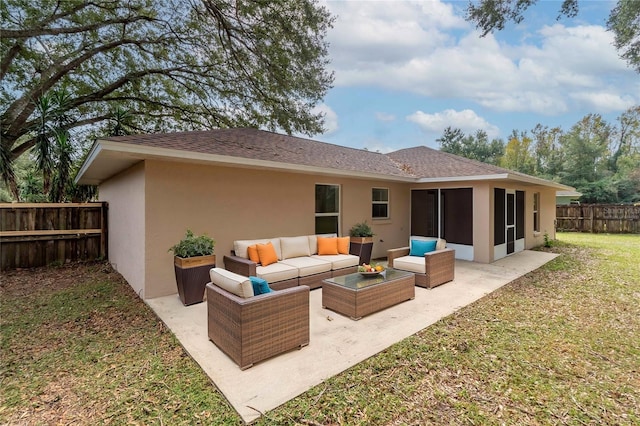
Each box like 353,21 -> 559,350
315,184 -> 340,234
372,187 -> 389,219
533,192 -> 540,232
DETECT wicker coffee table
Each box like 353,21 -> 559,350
322,268 -> 415,320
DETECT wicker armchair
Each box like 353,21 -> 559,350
387,246 -> 455,289
206,282 -> 309,370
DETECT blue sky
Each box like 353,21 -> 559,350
310,0 -> 638,152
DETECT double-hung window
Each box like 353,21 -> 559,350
372,188 -> 389,219
315,184 -> 340,234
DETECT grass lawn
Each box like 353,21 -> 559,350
1,233 -> 638,425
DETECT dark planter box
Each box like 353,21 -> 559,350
174,255 -> 215,305
349,237 -> 373,265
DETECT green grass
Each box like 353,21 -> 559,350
1,233 -> 638,425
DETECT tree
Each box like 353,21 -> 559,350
610,106 -> 640,202
1,0 -> 334,199
438,127 -> 504,165
608,0 -> 640,73
531,124 -> 564,179
559,114 -> 614,201
437,126 -> 465,154
500,130 -> 535,174
466,0 -> 640,73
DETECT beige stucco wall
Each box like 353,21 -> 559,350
142,160 -> 410,298
532,186 -> 558,245
99,162 -> 146,297
98,158 -> 561,299
473,183 -> 492,263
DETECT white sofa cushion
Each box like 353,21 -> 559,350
235,238 -> 283,260
280,236 -> 311,259
392,255 -> 426,274
312,254 -> 359,270
280,256 -> 332,277
209,267 -> 254,298
256,262 -> 299,283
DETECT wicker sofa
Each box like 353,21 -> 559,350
387,238 -> 455,289
223,234 -> 359,291
206,268 -> 310,370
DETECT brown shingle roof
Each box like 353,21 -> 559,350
386,146 -> 511,178
104,128 -> 410,178
89,128 -> 567,190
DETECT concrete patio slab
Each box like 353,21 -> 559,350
146,250 -> 558,424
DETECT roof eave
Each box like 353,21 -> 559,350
74,141 -> 102,185
416,173 -> 574,190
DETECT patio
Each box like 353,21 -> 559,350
146,250 -> 558,424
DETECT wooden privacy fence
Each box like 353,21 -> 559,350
0,203 -> 108,270
556,204 -> 640,234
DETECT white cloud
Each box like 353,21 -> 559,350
362,137 -> 396,154
312,103 -> 339,134
407,109 -> 500,138
569,92 -> 637,112
323,1 -> 638,117
375,112 -> 396,122
325,0 -> 465,69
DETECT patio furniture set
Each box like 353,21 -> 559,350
206,235 -> 455,369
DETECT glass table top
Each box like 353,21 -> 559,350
324,268 -> 413,290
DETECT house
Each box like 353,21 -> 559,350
556,190 -> 582,205
76,128 -> 573,299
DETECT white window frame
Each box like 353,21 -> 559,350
315,183 -> 340,234
533,192 -> 540,233
372,187 -> 389,219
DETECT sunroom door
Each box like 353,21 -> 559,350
494,188 -> 525,260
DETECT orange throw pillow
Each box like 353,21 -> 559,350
257,242 -> 278,266
337,236 -> 350,254
247,245 -> 260,264
317,237 -> 338,255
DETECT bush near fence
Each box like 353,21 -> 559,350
556,204 -> 640,234
0,203 -> 108,270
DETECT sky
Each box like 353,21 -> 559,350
309,0 -> 639,152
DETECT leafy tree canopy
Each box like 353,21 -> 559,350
1,0 -> 334,198
466,0 -> 640,72
438,106 -> 640,204
437,126 -> 504,165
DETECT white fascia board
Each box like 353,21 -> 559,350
96,141 -> 413,183
505,173 -> 574,190
416,174 -> 510,184
417,173 -> 574,190
73,141 -> 103,184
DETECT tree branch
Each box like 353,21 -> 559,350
0,15 -> 156,39
3,38 -> 151,143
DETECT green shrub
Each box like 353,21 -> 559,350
349,221 -> 374,237
168,229 -> 215,258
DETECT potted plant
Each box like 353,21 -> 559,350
348,221 -> 374,264
169,229 -> 216,306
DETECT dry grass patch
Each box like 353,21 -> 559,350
259,233 -> 639,425
0,262 -> 238,425
1,233 -> 638,425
